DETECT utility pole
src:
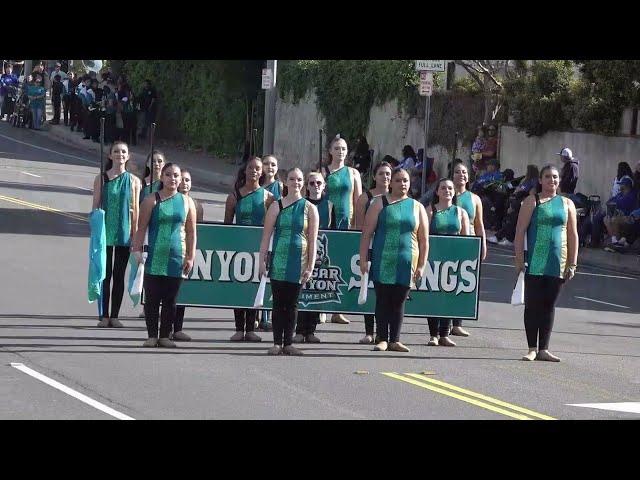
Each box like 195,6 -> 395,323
262,60 -> 277,156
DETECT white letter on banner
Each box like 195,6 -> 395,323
441,261 -> 459,292
216,251 -> 235,282
191,250 -> 213,280
348,255 -> 361,290
423,261 -> 440,291
234,252 -> 253,282
456,259 -> 478,295
252,252 -> 261,282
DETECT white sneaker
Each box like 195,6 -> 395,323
498,239 -> 513,247
617,238 -> 629,247
487,235 -> 499,244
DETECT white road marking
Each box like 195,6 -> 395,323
10,363 -> 134,420
0,133 -> 96,165
19,171 -> 41,178
491,253 -> 514,258
483,262 -> 635,280
574,296 -> 629,309
568,402 -> 640,414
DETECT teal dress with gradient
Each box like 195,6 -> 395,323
307,196 -> 333,229
370,197 -> 422,287
430,205 -> 461,235
270,198 -> 311,284
147,193 -> 189,278
456,190 -> 475,234
103,171 -> 133,247
264,181 -> 282,201
235,187 -> 269,226
140,180 -> 162,203
325,166 -> 354,230
526,195 -> 568,278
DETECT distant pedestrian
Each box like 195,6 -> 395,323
557,147 -> 579,194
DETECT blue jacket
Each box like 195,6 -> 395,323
0,73 -> 18,95
610,190 -> 638,216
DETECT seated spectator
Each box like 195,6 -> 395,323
138,79 -> 157,141
399,145 -> 417,169
382,154 -> 399,168
470,125 -> 487,175
480,124 -> 498,170
489,164 -> 539,245
583,176 -> 637,247
611,161 -> 633,198
472,158 -> 503,191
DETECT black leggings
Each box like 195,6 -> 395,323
175,305 -> 186,333
364,314 -> 375,336
524,274 -> 564,350
144,274 -> 183,339
428,317 -> 452,337
271,279 -> 302,346
295,311 -> 318,336
234,309 -> 257,333
374,282 -> 410,343
102,245 -> 129,319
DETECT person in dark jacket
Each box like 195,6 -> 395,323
557,147 -> 579,194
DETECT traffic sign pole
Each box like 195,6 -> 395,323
421,93 -> 431,196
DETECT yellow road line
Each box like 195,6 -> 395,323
382,372 -> 555,420
0,194 -> 87,222
405,373 -> 556,420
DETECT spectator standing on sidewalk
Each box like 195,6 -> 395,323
26,75 -> 46,130
138,79 -> 157,141
49,74 -> 64,125
62,72 -> 75,126
117,77 -> 137,146
514,164 -> 578,362
557,147 -> 579,194
1,63 -> 18,120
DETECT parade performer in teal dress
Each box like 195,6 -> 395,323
515,165 -> 578,362
260,168 -> 319,356
91,141 -> 140,328
451,161 -> 486,337
426,178 -> 470,347
324,135 -> 362,325
224,157 -> 274,342
359,168 -> 429,353
354,161 -> 392,344
132,163 -> 197,348
293,171 -> 334,344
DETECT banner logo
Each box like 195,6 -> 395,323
299,234 -> 347,307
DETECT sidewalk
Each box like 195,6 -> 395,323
41,98 -> 238,192
39,104 -> 640,276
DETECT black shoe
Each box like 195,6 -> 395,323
82,136 -> 90,140
70,126 -> 74,131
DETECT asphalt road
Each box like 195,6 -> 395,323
1,121 -> 638,420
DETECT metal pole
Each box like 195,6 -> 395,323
421,94 -> 431,195
147,123 -> 156,195
99,117 -> 105,208
317,128 -> 323,171
262,59 -> 277,156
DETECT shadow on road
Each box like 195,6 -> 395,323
0,208 -> 88,236
0,180 -> 93,196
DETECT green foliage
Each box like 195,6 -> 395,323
452,76 -> 483,96
429,92 -> 485,150
121,60 -> 262,156
279,60 -> 424,144
572,60 -> 640,135
504,60 -> 576,137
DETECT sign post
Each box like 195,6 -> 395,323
416,60 -> 445,196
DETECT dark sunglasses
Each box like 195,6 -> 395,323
308,181 -> 323,186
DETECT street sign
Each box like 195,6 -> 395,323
419,71 -> 433,96
415,60 -> 446,72
261,68 -> 273,89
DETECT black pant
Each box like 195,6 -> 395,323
271,279 -> 302,346
234,309 -> 257,333
295,311 -> 318,336
52,95 -> 61,122
102,246 -> 129,319
69,97 -> 80,129
123,112 -> 137,145
103,113 -> 116,143
175,305 -> 186,333
62,95 -> 71,124
524,274 -> 564,350
144,274 -> 183,338
428,317 -> 452,337
374,282 -> 410,343
364,314 -> 375,336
